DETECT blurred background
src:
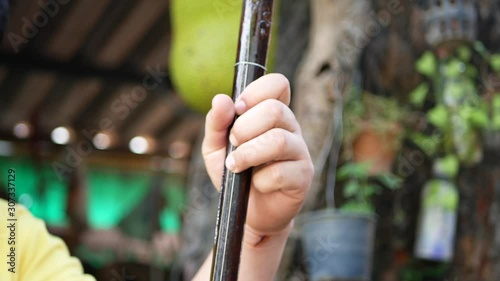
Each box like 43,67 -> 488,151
0,0 -> 500,280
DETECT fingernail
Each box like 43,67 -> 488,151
229,134 -> 238,146
235,100 -> 246,113
225,155 -> 236,171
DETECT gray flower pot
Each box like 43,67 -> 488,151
301,209 -> 376,281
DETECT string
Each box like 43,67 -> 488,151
234,61 -> 267,71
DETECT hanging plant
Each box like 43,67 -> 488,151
407,42 -> 500,165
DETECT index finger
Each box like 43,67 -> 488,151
235,73 -> 291,115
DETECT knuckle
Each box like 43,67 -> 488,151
267,100 -> 285,121
270,129 -> 287,149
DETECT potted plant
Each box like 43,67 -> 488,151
343,90 -> 405,175
301,162 -> 402,281
408,42 -> 500,165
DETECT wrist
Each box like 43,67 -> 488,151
237,221 -> 293,281
243,221 -> 294,248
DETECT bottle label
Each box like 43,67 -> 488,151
415,206 -> 457,261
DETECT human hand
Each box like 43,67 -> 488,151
202,73 -> 314,236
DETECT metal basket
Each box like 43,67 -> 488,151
422,0 -> 477,47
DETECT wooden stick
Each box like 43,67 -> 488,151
210,0 -> 275,280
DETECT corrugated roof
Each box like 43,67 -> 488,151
0,0 -> 202,156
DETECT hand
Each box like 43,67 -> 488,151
202,73 -> 314,236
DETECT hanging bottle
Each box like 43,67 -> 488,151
414,156 -> 459,262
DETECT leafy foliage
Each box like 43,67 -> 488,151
408,42 -> 500,165
337,162 -> 402,214
343,89 -> 405,160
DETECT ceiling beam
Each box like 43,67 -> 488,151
1,0 -> 40,52
161,115 -> 204,148
120,94 -> 183,140
40,78 -> 103,130
94,0 -> 169,68
0,66 -> 7,84
43,0 -> 113,61
0,52 -> 172,88
0,72 -> 57,128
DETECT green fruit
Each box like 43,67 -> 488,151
169,0 -> 278,114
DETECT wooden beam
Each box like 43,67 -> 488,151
121,94 -> 182,140
44,0 -> 112,61
125,8 -> 170,72
161,116 -> 203,147
1,72 -> 57,128
95,0 -> 169,68
0,68 -> 28,115
0,66 -> 7,84
1,0 -> 40,52
41,78 -> 103,129
0,52 -> 171,87
140,35 -> 170,72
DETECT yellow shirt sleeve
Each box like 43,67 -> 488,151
0,199 -> 96,281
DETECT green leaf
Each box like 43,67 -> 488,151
409,83 -> 429,108
465,64 -> 478,78
410,132 -> 439,157
445,59 -> 465,78
435,155 -> 459,178
337,162 -> 370,180
343,180 -> 360,198
492,115 -> 500,130
490,54 -> 500,72
340,202 -> 374,215
468,108 -> 489,128
365,184 -> 382,196
427,105 -> 449,129
473,41 -> 489,58
493,94 -> 500,109
376,174 -> 403,190
445,82 -> 465,100
457,46 -> 472,62
416,51 -> 437,77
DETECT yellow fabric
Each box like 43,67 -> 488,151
0,199 -> 95,281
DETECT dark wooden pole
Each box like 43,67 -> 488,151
210,0 -> 274,280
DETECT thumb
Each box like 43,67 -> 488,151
202,94 -> 235,158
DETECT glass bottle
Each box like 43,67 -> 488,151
414,157 -> 459,262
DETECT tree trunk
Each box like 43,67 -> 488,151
279,0 -> 372,278
293,0 -> 371,213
